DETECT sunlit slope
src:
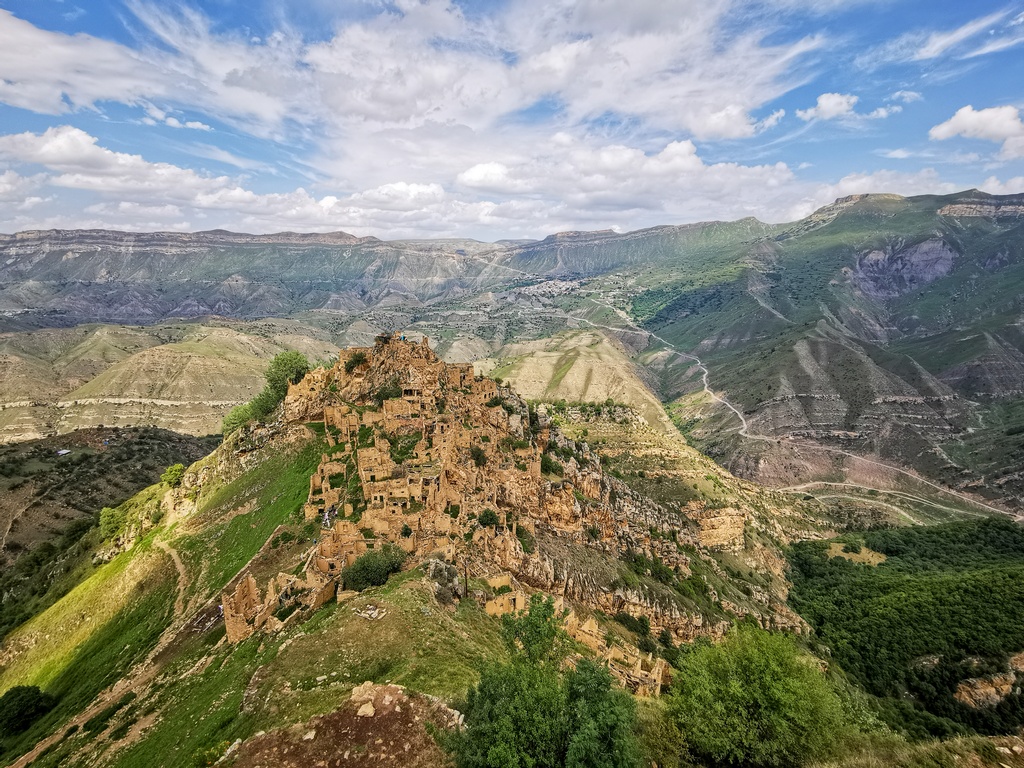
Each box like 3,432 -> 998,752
0,323 -> 338,440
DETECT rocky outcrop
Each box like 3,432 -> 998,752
231,682 -> 461,768
854,239 -> 957,298
954,672 -> 1018,709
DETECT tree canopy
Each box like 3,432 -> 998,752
668,623 -> 846,768
451,595 -> 640,768
222,351 -> 310,434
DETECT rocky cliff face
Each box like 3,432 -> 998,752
853,239 -> 957,298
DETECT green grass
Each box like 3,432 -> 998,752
102,568 -> 506,768
0,543 -> 176,765
174,436 -> 324,602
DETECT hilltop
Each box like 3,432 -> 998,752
0,337 -> 831,767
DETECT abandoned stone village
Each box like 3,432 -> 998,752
220,334 -> 791,697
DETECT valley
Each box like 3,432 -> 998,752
4,189 -> 1022,514
1,190 -> 1023,767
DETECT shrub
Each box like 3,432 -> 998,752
469,445 -> 487,467
541,453 -> 564,477
99,505 -> 127,540
222,351 -> 310,434
222,402 -> 253,435
451,596 -> 639,768
161,463 -> 185,487
0,685 -> 56,736
669,624 -> 846,768
614,612 -> 650,637
478,509 -> 500,528
371,377 -> 403,406
264,351 -> 310,400
344,351 -> 368,374
515,525 -> 536,554
342,544 -> 407,591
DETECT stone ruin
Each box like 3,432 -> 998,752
220,335 -> 786,694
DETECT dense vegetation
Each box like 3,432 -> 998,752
222,351 -> 311,434
669,623 -> 847,767
449,595 -> 640,768
789,518 -> 1024,738
341,544 -> 407,592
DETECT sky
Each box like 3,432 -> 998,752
0,0 -> 1022,240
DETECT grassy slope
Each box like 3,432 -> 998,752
0,538 -> 177,764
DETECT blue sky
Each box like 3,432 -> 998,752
0,0 -> 1022,239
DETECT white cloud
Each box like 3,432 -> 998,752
756,109 -> 786,131
857,10 -> 1011,68
797,93 -> 902,122
796,93 -> 858,121
979,175 -> 1024,194
0,169 -> 44,202
964,30 -> 1024,59
914,10 -> 1008,60
930,105 -> 1024,159
890,90 -> 922,103
788,168 -> 961,220
0,9 -> 168,114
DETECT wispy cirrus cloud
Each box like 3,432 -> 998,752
856,9 -> 1014,68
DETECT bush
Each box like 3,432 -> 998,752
371,377 -> 403,406
478,509 -> 500,528
221,402 -> 253,435
344,351 -> 368,374
541,453 -> 564,477
469,445 -> 487,467
451,596 -> 639,768
614,612 -> 650,637
222,351 -> 310,434
342,544 -> 407,591
161,463 -> 185,487
0,685 -> 56,736
99,505 -> 127,540
516,525 -> 536,554
264,351 -> 311,400
669,624 -> 846,768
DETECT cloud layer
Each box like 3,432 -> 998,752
0,2 -> 1021,238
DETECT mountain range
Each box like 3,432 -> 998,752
1,189 -> 1023,515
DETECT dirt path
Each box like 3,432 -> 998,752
566,295 -> 1011,518
155,538 -> 187,616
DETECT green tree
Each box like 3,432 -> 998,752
500,594 -> 565,664
342,544 -> 407,591
160,463 -> 185,487
344,351 -> 368,374
478,508 -> 500,528
564,660 -> 640,768
264,350 -> 311,401
221,402 -> 253,435
470,445 -> 487,467
99,505 -> 126,540
0,685 -> 55,736
221,351 -> 310,434
453,596 -> 639,768
669,623 -> 846,768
